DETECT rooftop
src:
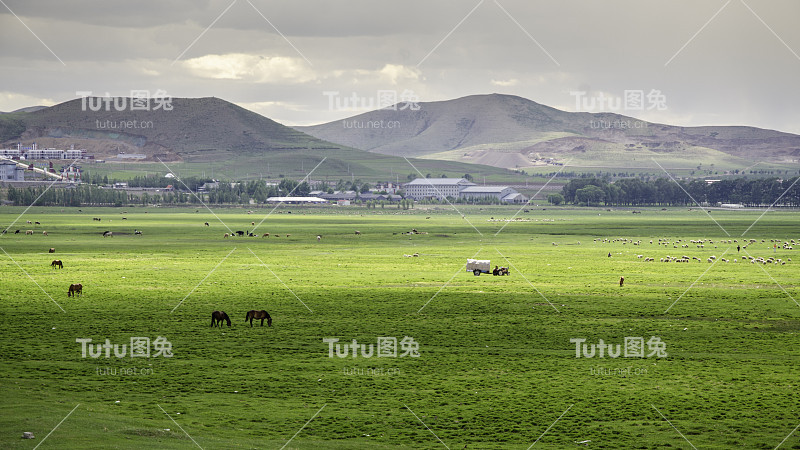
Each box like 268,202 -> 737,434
406,178 -> 475,186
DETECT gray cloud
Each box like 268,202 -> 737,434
0,0 -> 797,132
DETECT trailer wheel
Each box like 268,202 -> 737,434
473,269 -> 481,276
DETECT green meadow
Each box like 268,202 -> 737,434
0,205 -> 799,449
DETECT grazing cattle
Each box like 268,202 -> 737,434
235,231 -> 245,236
26,230 -> 33,235
245,310 -> 272,327
262,233 -> 270,238
134,230 -> 143,235
224,233 -> 230,238
35,221 -> 40,225
93,217 -> 101,221
42,231 -> 47,236
51,260 -> 63,269
204,222 -> 209,227
211,311 -> 231,328
14,230 -> 20,234
26,220 -> 31,224
251,222 -> 255,226
354,230 -> 361,235
67,283 -> 82,297
274,234 -> 279,238
286,234 -> 291,238
619,276 -> 624,287
317,235 -> 321,241
49,248 -> 55,253
122,217 -> 127,220
102,231 -> 113,237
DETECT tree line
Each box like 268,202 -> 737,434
551,177 -> 800,207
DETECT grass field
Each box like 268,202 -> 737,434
1,205 -> 799,449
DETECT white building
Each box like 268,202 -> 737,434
0,160 -> 25,181
459,186 -> 527,203
404,178 -> 475,200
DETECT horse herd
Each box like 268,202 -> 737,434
211,310 -> 272,328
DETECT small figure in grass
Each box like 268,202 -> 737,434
619,276 -> 624,287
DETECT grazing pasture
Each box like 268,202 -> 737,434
0,206 -> 799,449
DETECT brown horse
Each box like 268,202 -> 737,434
67,283 -> 82,297
51,260 -> 63,269
211,311 -> 231,327
245,310 -> 272,327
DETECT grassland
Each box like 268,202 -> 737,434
1,205 -> 799,449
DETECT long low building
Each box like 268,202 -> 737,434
404,177 -> 527,203
266,196 -> 328,204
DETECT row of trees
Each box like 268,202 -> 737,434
556,177 -> 800,206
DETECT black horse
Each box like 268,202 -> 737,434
211,310 -> 231,327
245,310 -> 272,327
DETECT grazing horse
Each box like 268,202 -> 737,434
51,260 -> 63,269
49,248 -> 55,253
245,310 -> 272,327
67,283 -> 82,297
354,230 -> 361,235
211,311 -> 231,328
102,231 -> 113,237
204,222 -> 209,227
26,230 -> 33,235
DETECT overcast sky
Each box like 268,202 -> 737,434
1,0 -> 798,132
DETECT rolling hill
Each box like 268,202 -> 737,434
0,97 -> 525,183
297,94 -> 800,171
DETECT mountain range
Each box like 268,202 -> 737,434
298,94 -> 800,171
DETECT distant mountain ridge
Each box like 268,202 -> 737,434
0,97 -> 346,160
297,94 -> 800,169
